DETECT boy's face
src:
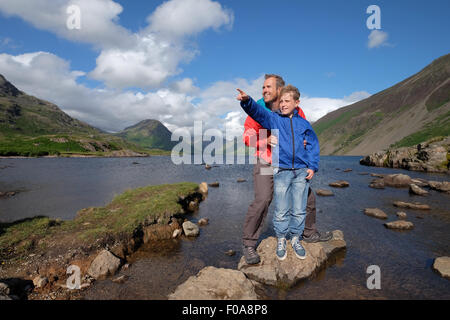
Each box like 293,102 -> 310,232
279,92 -> 300,116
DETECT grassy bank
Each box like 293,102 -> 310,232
0,182 -> 200,262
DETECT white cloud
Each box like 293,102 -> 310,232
368,30 -> 389,49
0,0 -> 234,90
147,0 -> 233,39
300,91 -> 371,122
0,0 -> 133,49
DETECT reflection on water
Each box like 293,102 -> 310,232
0,156 -> 449,299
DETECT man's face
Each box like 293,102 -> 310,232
262,77 -> 279,104
279,92 -> 299,116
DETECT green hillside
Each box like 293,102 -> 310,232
0,74 -> 151,157
313,53 -> 450,155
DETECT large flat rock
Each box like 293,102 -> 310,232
237,230 -> 346,287
168,266 -> 258,300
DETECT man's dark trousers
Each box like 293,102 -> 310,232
242,159 -> 317,248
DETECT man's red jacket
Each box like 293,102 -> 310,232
243,101 -> 306,164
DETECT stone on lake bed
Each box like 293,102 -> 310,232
316,189 -> 334,196
409,184 -> 429,196
236,230 -> 346,287
182,221 -> 200,237
197,218 -> 209,226
225,250 -> 236,256
396,211 -> 407,219
364,208 -> 388,219
168,266 -> 258,300
329,180 -> 349,188
369,179 -> 385,189
384,220 -> 414,230
393,201 -> 430,210
87,250 -> 121,280
433,257 -> 450,279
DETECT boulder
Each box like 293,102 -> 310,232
205,164 -> 211,170
384,220 -> 414,230
225,250 -> 236,256
237,178 -> 247,183
396,211 -> 407,219
329,181 -> 349,188
172,229 -> 182,238
198,182 -> 208,199
428,181 -> 450,194
237,230 -> 346,287
411,178 -> 429,187
359,137 -> 450,174
197,218 -> 209,226
316,189 -> 334,196
364,208 -> 388,219
343,169 -> 352,172
393,201 -> 430,210
87,250 -> 121,280
370,173 -> 385,178
433,257 -> 450,279
383,174 -> 412,188
182,221 -> 200,237
208,182 -> 220,188
369,179 -> 385,189
0,282 -> 10,295
409,184 -> 429,196
168,266 -> 258,300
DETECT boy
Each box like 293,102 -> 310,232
237,85 -> 320,260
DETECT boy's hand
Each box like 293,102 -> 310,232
306,169 -> 314,180
236,88 -> 249,101
268,135 -> 278,147
303,139 -> 307,148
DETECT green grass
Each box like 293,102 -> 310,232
0,182 -> 199,260
391,111 -> 450,148
313,108 -> 363,137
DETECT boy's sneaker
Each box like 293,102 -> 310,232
291,236 -> 307,259
242,245 -> 260,265
276,238 -> 287,260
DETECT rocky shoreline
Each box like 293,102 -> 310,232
360,137 -> 450,173
0,182 -> 208,300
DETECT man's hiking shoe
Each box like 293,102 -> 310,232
243,245 -> 260,264
276,238 -> 287,260
291,236 -> 307,260
302,231 -> 333,243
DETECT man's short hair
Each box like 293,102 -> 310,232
280,84 -> 301,101
265,74 -> 285,89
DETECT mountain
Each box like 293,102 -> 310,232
313,53 -> 450,155
0,74 -> 150,157
115,119 -> 177,151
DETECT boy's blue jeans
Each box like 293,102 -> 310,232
273,167 -> 310,239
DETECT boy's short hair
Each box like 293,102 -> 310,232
280,84 -> 301,101
265,74 -> 285,89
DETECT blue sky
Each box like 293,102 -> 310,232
0,0 -> 449,133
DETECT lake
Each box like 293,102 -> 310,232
0,156 -> 449,299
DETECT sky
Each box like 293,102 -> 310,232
0,0 -> 449,136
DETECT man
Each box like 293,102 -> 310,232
242,74 -> 332,265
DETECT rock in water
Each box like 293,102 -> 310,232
409,184 -> 429,196
433,257 -> 450,279
369,179 -> 385,189
237,230 -> 346,287
364,208 -> 388,219
393,201 -> 430,210
383,174 -> 412,188
182,221 -> 200,237
197,218 -> 209,226
396,211 -> 407,219
208,182 -> 220,187
316,189 -> 334,196
329,181 -> 349,188
168,266 -> 258,300
198,182 -> 208,199
87,250 -> 121,280
428,181 -> 450,194
384,220 -> 414,230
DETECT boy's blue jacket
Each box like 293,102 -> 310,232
241,97 -> 320,171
